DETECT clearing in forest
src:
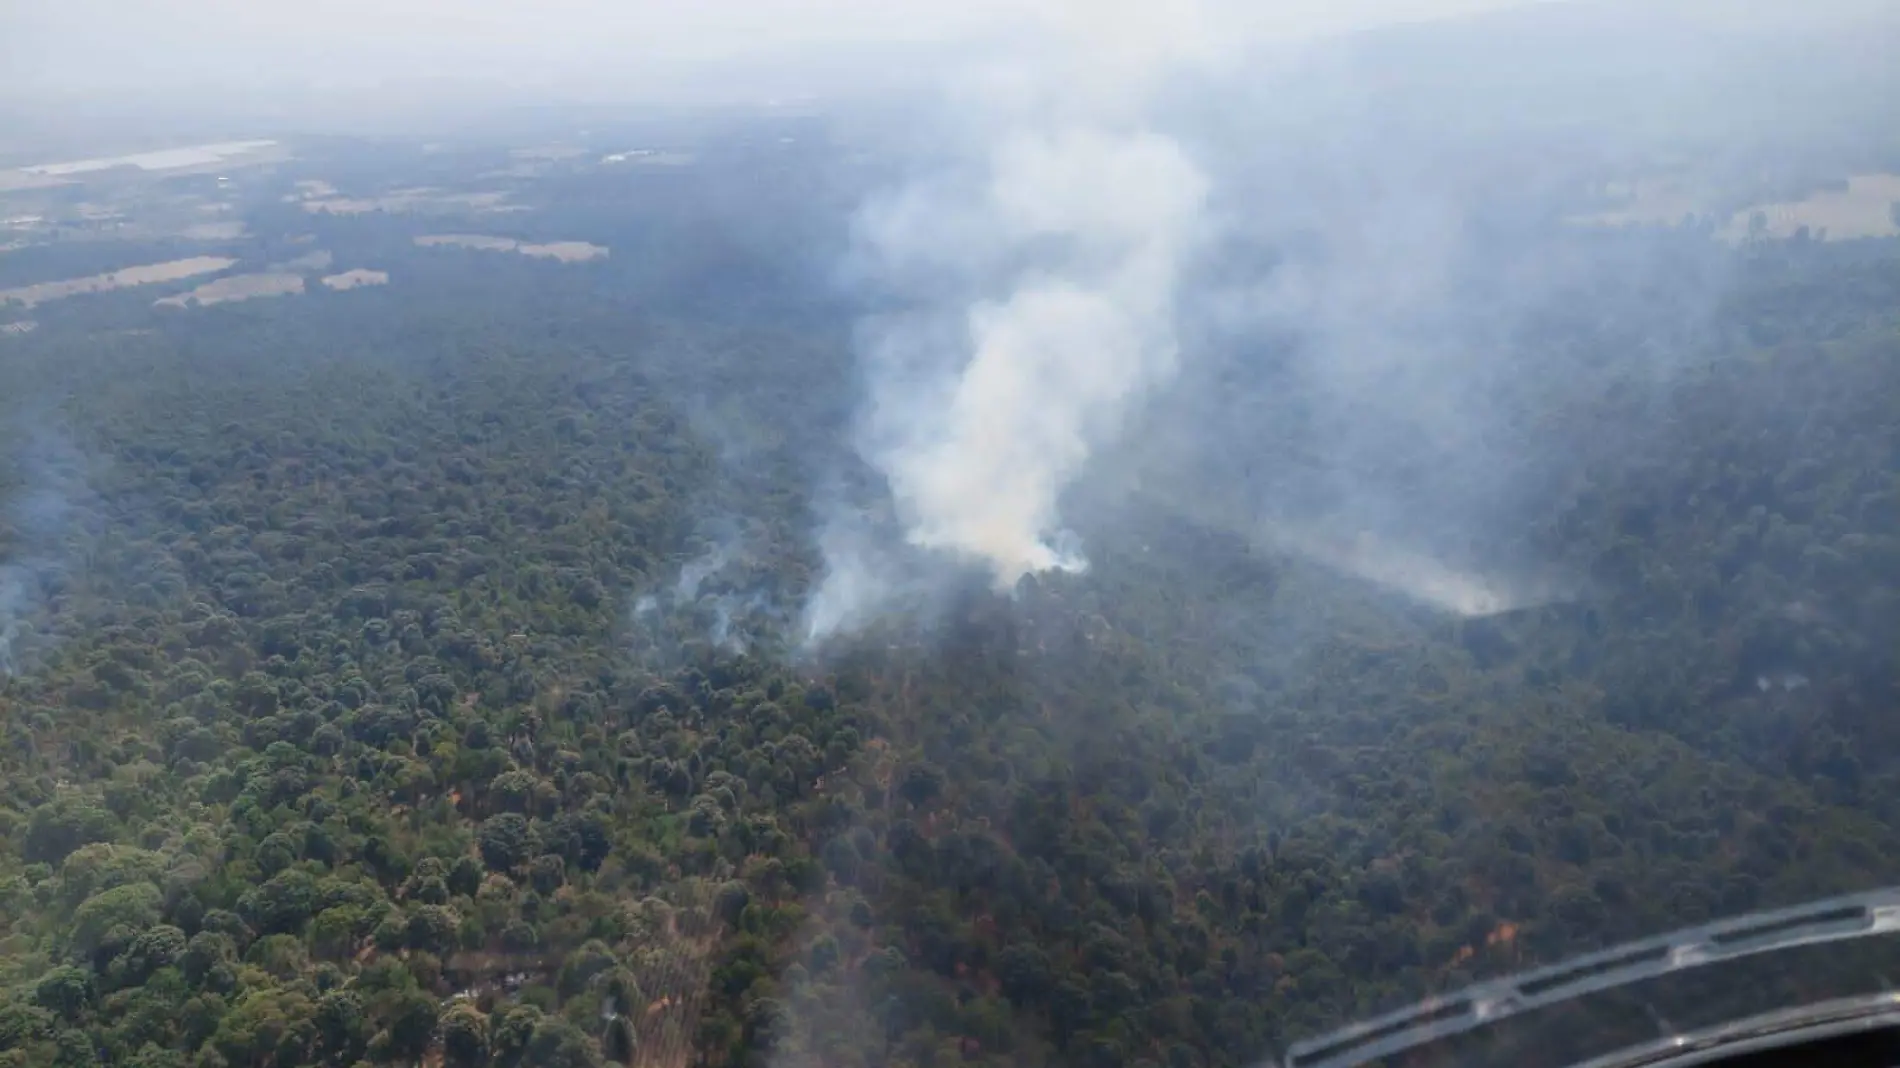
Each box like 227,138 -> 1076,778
1720,173 -> 1900,242
320,269 -> 389,290
304,189 -> 511,215
1574,173 -> 1900,242
415,234 -> 609,261
0,256 -> 237,308
154,272 -> 304,308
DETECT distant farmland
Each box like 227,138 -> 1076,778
0,257 -> 237,308
1720,174 -> 1900,242
414,234 -> 609,261
155,272 -> 304,308
1575,172 -> 1900,242
320,269 -> 389,290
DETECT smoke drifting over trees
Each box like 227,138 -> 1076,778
805,3 -> 1221,639
0,3 -> 1897,1068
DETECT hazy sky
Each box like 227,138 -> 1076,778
3,0 -> 1534,105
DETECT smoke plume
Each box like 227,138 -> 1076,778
806,2 -> 1216,641
633,534 -> 794,660
0,425 -> 90,676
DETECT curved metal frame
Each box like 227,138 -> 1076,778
1284,885 -> 1900,1068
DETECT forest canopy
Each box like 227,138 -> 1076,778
0,50 -> 1898,1068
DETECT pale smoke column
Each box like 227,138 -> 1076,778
0,567 -> 26,676
806,3 -> 1214,639
880,130 -> 1205,586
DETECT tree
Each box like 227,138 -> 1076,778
441,1003 -> 491,1068
490,1003 -> 543,1063
557,941 -> 619,999
244,933 -> 308,978
377,987 -> 441,1062
405,904 -> 462,957
121,1045 -> 186,1068
54,845 -> 163,907
179,931 -> 236,987
209,988 -> 316,1068
449,855 -> 485,897
523,1016 -> 603,1068
528,853 -> 566,895
821,837 -> 860,884
239,869 -> 316,936
115,925 -> 187,985
309,907 -> 364,961
69,883 -> 161,960
313,989 -> 367,1063
32,969 -> 93,1020
480,814 -> 535,872
25,801 -> 117,866
898,763 -> 944,808
998,945 -> 1051,1008
0,999 -> 56,1050
51,1028 -> 97,1068
602,1015 -> 637,1065
1049,981 -> 1092,1047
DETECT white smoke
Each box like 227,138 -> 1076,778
806,1 -> 1217,641
872,130 -> 1204,582
802,515 -> 900,642
0,566 -> 29,676
634,537 -> 788,656
1259,519 -> 1539,618
0,426 -> 90,676
675,542 -> 732,601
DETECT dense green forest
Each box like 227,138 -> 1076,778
0,153 -> 1897,1068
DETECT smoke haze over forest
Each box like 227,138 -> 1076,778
0,1 -> 1897,1066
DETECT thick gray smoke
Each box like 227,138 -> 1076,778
805,2 -> 1218,642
